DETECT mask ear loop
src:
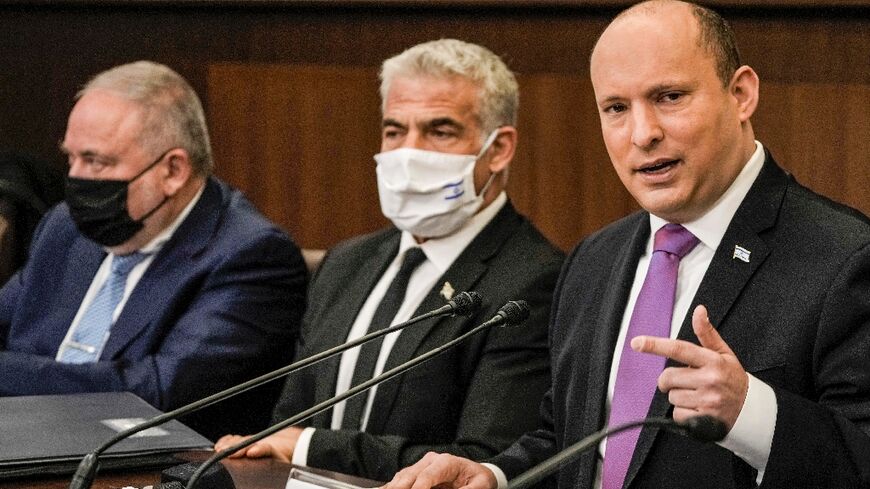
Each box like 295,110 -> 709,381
476,128 -> 501,159
130,147 -> 175,183
129,148 -> 175,224
475,128 -> 502,197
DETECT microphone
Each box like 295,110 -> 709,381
178,300 -> 531,489
68,291 -> 482,489
507,415 -> 728,489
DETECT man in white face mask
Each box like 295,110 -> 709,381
216,39 -> 565,481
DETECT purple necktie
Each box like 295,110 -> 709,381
602,223 -> 699,489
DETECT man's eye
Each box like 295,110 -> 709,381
431,129 -> 454,139
84,157 -> 109,171
605,103 -> 627,114
660,92 -> 683,103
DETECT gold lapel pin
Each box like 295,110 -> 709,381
440,281 -> 455,301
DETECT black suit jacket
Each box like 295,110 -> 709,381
491,152 -> 870,488
272,201 -> 564,481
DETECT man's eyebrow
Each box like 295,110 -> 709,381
643,81 -> 698,99
382,118 -> 405,129
59,146 -> 118,165
424,117 -> 463,130
598,94 -> 624,106
596,82 -> 693,105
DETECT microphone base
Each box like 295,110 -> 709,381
161,461 -> 236,489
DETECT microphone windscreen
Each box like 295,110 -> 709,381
499,300 -> 530,326
156,482 -> 185,489
161,461 -> 236,489
451,291 -> 482,316
681,415 -> 728,442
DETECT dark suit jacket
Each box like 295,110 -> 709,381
0,177 -> 308,440
272,201 -> 565,481
492,152 -> 870,488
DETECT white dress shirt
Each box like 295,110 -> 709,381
488,141 -> 776,488
56,184 -> 204,361
292,192 -> 508,467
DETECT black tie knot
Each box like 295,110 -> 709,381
398,247 -> 426,278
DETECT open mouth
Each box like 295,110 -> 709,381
638,159 -> 680,174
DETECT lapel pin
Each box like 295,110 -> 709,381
440,281 -> 455,301
732,245 -> 751,263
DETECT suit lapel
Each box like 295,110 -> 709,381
100,178 -> 223,359
43,236 -> 106,351
575,214 -> 649,489
686,154 -> 784,336
625,153 -> 787,487
365,203 -> 522,434
310,233 -> 400,428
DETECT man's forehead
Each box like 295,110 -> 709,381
593,3 -> 699,61
385,75 -> 479,107
590,8 -> 706,90
64,91 -> 147,156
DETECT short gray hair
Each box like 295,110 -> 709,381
79,61 -> 214,175
380,39 -> 519,138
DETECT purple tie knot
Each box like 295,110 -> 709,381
654,223 -> 699,258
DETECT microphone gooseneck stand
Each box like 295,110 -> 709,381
507,415 -> 728,489
68,292 -> 483,489
184,300 -> 531,489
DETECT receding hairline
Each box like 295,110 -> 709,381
592,0 -> 741,87
593,1 -> 697,55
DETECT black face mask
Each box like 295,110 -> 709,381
65,149 -> 171,247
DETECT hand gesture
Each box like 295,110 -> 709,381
631,304 -> 748,430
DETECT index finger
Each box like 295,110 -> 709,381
630,335 -> 716,368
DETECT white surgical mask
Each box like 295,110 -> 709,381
375,130 -> 499,238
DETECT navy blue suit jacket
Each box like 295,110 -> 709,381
491,153 -> 870,488
0,177 -> 307,439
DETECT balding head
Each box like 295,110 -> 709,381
598,0 -> 741,88
588,0 -> 759,223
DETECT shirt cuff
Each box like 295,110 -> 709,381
481,463 -> 508,489
291,427 -> 316,467
718,373 -> 777,484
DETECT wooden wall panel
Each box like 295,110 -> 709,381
753,83 -> 870,216
1,3 -> 867,252
510,74 -> 636,250
208,64 -> 387,248
207,65 -> 870,252
208,65 -> 636,251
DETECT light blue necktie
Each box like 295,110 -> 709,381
60,252 -> 149,363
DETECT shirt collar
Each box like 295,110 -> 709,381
137,182 -> 206,255
650,140 -> 765,251
399,191 -> 508,273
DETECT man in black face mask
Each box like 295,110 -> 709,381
0,61 -> 308,440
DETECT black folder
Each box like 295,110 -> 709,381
0,391 -> 212,479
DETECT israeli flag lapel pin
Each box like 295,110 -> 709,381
732,245 -> 751,263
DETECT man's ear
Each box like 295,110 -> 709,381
730,65 -> 759,123
487,126 -> 518,174
160,148 -> 194,196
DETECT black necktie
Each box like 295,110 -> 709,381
341,247 -> 427,430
